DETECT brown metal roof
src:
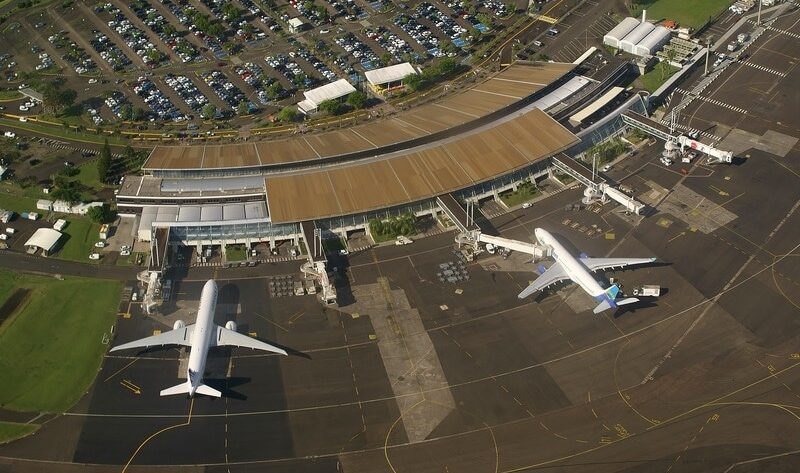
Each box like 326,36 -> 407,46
143,62 -> 576,171
265,108 -> 578,223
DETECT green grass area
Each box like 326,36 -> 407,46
225,244 -> 247,262
630,0 -> 733,29
0,421 -> 39,444
322,237 -> 345,254
0,186 -> 38,213
0,118 -> 127,147
639,62 -> 680,93
0,90 -> 23,101
499,183 -> 539,208
72,161 -> 102,192
57,218 -> 102,263
116,252 -> 145,266
0,270 -> 121,412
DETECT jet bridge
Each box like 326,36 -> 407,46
551,154 -> 604,192
477,233 -> 550,260
436,194 -> 480,234
621,111 -> 733,164
300,220 -> 337,305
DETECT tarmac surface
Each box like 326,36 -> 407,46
1,8 -> 800,472
0,139 -> 799,471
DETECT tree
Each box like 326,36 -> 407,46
51,176 -> 81,204
318,99 -> 343,115
276,107 -> 298,122
380,52 -> 392,66
87,204 -> 115,223
403,73 -> 425,91
119,103 -> 133,121
236,100 -> 249,115
97,138 -> 112,183
201,103 -> 217,120
266,82 -> 285,100
347,90 -> 367,109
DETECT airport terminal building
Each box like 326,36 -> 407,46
117,61 -> 637,249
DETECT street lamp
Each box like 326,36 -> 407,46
757,0 -> 763,25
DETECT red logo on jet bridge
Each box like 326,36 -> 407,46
690,141 -> 698,149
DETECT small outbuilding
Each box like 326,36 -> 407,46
288,17 -> 305,34
24,228 -> 62,256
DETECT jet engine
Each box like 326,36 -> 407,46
173,320 -> 185,330
225,321 -> 237,332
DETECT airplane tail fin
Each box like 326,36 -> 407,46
605,284 -> 621,300
160,382 -> 222,398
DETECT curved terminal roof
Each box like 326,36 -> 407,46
264,108 -> 577,223
142,62 -> 576,172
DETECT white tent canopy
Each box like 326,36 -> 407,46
365,62 -> 417,86
24,228 -> 62,254
298,79 -> 356,114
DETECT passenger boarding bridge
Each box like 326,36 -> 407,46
621,111 -> 734,164
299,221 -> 337,305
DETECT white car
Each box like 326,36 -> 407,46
120,249 -> 131,256
660,157 -> 673,166
395,235 -> 413,245
94,241 -> 106,248
601,164 -> 612,172
522,202 -> 532,209
89,253 -> 101,260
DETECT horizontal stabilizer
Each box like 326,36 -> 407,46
160,382 -> 190,397
593,299 -> 613,314
616,297 -> 639,307
195,384 -> 221,398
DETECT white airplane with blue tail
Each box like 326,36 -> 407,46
518,228 -> 656,314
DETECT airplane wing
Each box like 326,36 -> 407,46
582,257 -> 655,272
517,262 -> 571,299
110,325 -> 194,352
213,325 -> 288,356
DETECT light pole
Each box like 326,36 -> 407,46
757,0 -> 763,25
704,36 -> 712,75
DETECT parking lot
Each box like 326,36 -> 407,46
0,0 -> 536,131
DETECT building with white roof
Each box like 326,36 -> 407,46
619,22 -> 655,54
24,228 -> 62,256
288,17 -> 305,34
364,62 -> 418,94
297,79 -> 357,115
634,26 -> 672,57
603,17 -> 640,49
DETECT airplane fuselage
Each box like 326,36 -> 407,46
186,280 -> 218,396
535,228 -> 605,299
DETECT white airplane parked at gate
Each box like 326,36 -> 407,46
111,279 -> 287,397
518,228 -> 656,314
